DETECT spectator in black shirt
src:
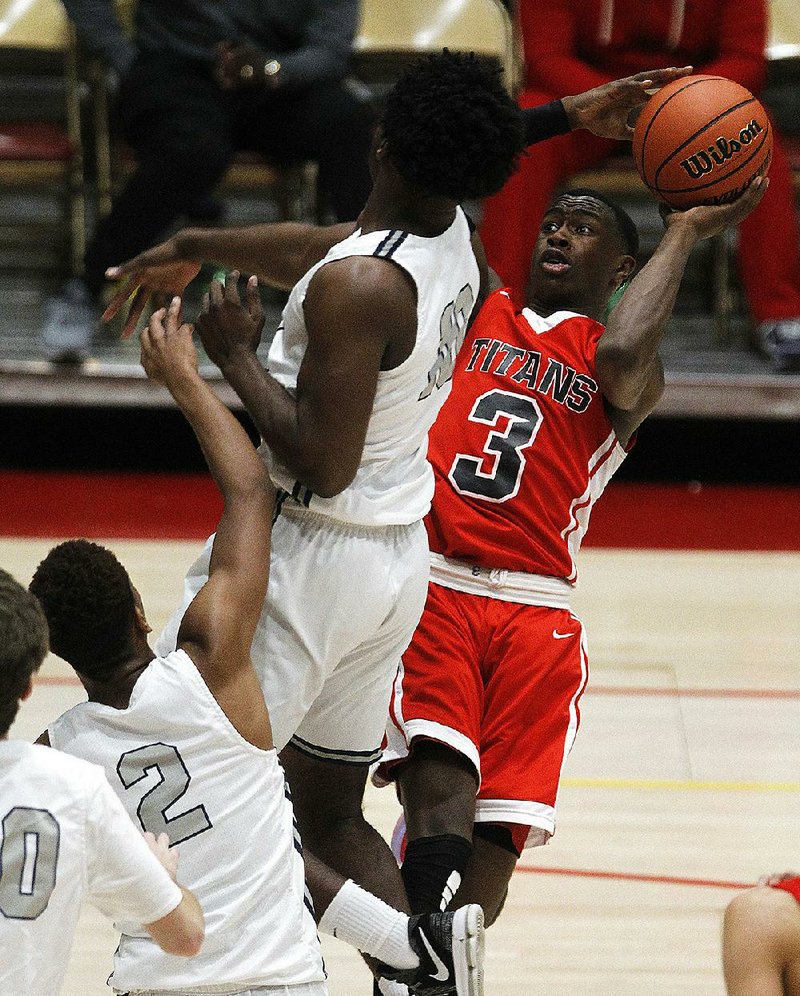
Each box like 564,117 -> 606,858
44,0 -> 373,361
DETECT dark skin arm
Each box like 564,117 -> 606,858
597,179 -> 768,445
141,298 -> 276,750
104,221 -> 357,338
196,264 -> 417,497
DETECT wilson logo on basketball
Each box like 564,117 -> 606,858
679,119 -> 764,179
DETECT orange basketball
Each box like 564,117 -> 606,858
632,75 -> 772,208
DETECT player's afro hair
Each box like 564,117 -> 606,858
30,539 -> 136,680
560,188 -> 640,258
0,568 -> 48,735
381,49 -> 525,201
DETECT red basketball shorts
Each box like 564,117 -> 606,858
378,579 -> 589,848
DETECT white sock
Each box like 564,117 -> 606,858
318,879 -> 419,970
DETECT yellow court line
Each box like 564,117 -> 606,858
562,777 -> 800,792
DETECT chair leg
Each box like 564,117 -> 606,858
66,23 -> 86,276
712,231 -> 734,343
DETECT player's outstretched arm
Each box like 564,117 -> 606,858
596,178 -> 768,441
197,263 -> 414,497
104,220 -> 357,338
140,297 -> 275,746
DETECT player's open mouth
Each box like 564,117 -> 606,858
540,250 -> 570,275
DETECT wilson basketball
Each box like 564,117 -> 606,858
632,75 -> 772,208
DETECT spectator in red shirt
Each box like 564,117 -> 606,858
481,0 -> 800,371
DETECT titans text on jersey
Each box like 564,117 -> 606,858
464,336 -> 598,414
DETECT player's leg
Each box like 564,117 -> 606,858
452,829 -> 527,927
274,514 -> 430,906
283,747 -> 410,912
381,582 -> 486,921
723,884 -> 800,995
398,740 -> 478,915
397,760 -> 526,929
458,602 -> 588,924
282,519 -> 490,994
286,749 -> 487,996
395,594 -> 588,929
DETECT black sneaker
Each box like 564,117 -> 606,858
381,904 -> 485,996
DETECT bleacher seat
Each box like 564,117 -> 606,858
353,0 -> 516,92
0,0 -> 85,275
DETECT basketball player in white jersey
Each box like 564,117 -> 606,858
98,56 -> 690,952
31,299 -> 489,996
0,567 -> 203,996
131,54 -> 530,943
31,300 -> 327,995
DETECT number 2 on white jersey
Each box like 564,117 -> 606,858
117,743 -> 212,847
448,389 -> 542,502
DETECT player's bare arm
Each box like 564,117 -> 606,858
104,221 -> 357,338
597,178 -> 768,442
198,261 -> 416,497
141,832 -> 205,957
140,298 -> 275,749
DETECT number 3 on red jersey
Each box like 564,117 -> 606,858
448,389 -> 542,502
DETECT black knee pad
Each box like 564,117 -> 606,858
472,822 -> 523,859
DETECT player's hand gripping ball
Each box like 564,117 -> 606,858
632,75 -> 772,208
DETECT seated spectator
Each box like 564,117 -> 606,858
43,0 -> 374,361
723,873 -> 800,994
481,0 -> 800,372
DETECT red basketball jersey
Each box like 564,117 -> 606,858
425,289 -> 630,582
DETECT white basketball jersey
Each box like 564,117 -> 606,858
0,741 -> 181,996
263,207 -> 480,526
48,649 -> 325,994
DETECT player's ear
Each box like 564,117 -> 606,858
615,254 -> 636,289
20,678 -> 34,702
130,585 -> 153,635
372,124 -> 388,158
133,603 -> 152,635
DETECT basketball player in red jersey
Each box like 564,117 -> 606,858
723,873 -> 800,995
373,179 -> 768,945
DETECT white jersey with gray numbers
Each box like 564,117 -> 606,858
263,206 -> 480,526
0,741 -> 181,996
48,649 -> 325,994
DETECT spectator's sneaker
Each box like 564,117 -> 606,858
757,319 -> 800,373
42,277 -> 97,364
381,905 -> 485,996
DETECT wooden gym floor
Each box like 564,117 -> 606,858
4,487 -> 800,995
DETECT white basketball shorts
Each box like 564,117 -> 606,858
156,505 -> 429,763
